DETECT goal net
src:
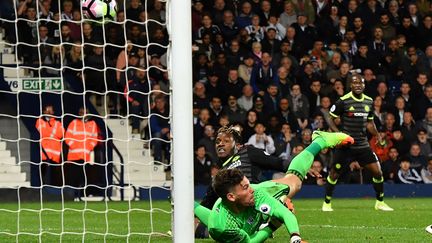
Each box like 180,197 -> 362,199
0,0 -> 193,241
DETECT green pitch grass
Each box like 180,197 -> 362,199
0,198 -> 431,242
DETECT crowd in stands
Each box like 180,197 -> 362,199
1,0 -> 171,165
1,0 -> 432,186
190,0 -> 432,186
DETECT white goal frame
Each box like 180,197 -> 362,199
169,0 -> 194,242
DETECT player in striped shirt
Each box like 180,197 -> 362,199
322,74 -> 394,211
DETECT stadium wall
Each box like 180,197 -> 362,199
139,184 -> 432,201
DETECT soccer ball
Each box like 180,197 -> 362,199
82,0 -> 117,21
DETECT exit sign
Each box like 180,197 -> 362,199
22,78 -> 62,91
4,78 -> 64,92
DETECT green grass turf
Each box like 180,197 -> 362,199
0,198 -> 431,242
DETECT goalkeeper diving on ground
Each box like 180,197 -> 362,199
194,130 -> 354,242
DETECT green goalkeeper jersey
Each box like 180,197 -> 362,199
207,181 -> 299,243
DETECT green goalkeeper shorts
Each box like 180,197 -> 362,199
253,181 -> 290,201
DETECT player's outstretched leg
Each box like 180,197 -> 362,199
275,131 -> 353,199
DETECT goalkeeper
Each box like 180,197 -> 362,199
194,131 -> 354,242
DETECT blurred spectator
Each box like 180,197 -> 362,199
400,111 -> 417,143
421,159 -> 432,184
238,55 -> 255,84
288,84 -> 310,130
276,98 -> 298,133
223,95 -> 246,124
194,145 -> 215,185
208,96 -> 223,126
205,71 -> 224,101
416,128 -> 432,158
236,1 -> 253,29
61,0 -> 73,20
392,97 -> 407,127
64,41 -> 83,79
251,94 -> 268,119
273,123 -> 294,160
247,123 -> 275,155
310,113 -> 327,131
126,0 -> 143,21
82,23 -> 102,56
237,84 -> 254,111
150,95 -> 170,163
370,129 -> 393,162
381,147 -> 400,183
353,43 -> 380,75
279,2 -> 297,29
84,45 -> 108,93
68,9 -> 82,41
373,96 -> 386,128
225,68 -> 246,99
303,160 -> 327,186
250,52 -> 276,95
317,96 -> 333,129
307,80 -> 322,116
327,62 -> 352,92
219,10 -> 239,43
197,14 -> 220,41
197,124 -> 217,162
262,84 -> 280,115
124,68 -> 150,134
193,82 -> 210,109
408,143 -> 428,172
42,45 -> 64,77
275,66 -> 294,98
35,104 -> 64,186
413,84 -> 432,121
148,28 -> 168,56
242,110 -> 259,143
194,108 -> 211,145
317,148 -> 333,173
294,128 -> 313,148
396,157 -> 423,184
226,40 -> 246,68
417,107 -> 432,140
290,13 -> 317,55
391,128 -> 410,156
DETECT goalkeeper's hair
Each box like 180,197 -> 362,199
213,168 -> 244,199
217,125 -> 242,144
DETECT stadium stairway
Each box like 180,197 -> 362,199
105,118 -> 169,197
0,120 -> 30,188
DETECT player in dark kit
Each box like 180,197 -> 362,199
322,74 -> 394,211
199,126 -> 287,209
196,126 -> 288,238
194,130 -> 354,242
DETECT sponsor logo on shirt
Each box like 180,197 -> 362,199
347,112 -> 368,117
259,204 -> 271,214
227,160 -> 241,169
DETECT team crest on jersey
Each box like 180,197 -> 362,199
247,216 -> 255,225
330,105 -> 336,112
259,204 -> 271,214
364,105 -> 370,112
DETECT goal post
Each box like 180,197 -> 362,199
0,0 -> 195,241
169,0 -> 195,242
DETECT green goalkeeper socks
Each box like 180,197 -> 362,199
286,140 -> 323,180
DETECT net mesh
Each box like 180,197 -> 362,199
0,0 -> 172,241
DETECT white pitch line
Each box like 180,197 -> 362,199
301,224 -> 419,231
